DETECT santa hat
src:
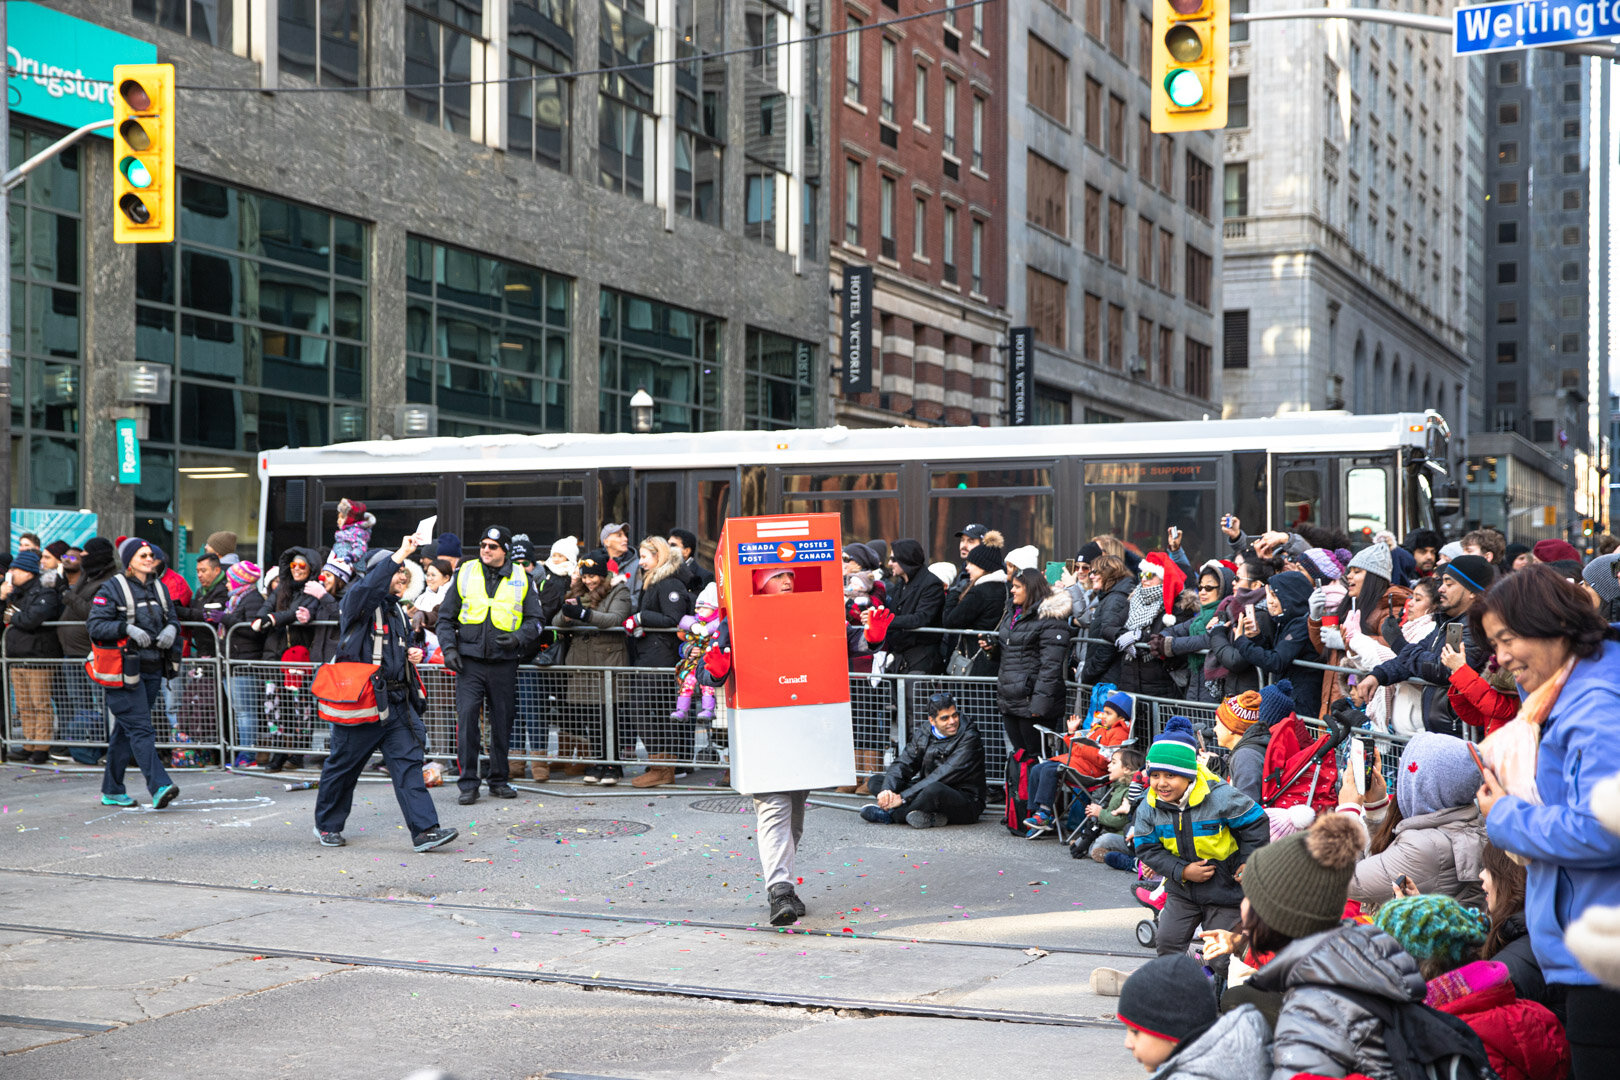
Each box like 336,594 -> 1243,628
1140,552 -> 1187,617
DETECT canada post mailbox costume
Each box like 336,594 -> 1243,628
715,514 -> 855,926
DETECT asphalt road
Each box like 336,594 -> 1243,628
0,762 -> 1155,1078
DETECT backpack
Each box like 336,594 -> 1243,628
1086,682 -> 1118,721
1002,748 -> 1036,835
1261,713 -> 1341,813
1336,988 -> 1500,1080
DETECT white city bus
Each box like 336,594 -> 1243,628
256,411 -> 1456,571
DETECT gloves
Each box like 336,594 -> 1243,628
303,580 -> 328,600
561,600 -> 587,620
295,606 -> 312,624
622,614 -> 644,638
493,632 -> 517,649
441,647 -> 464,674
1308,588 -> 1328,620
1321,626 -> 1346,653
1114,629 -> 1140,651
126,624 -> 154,648
155,624 -> 178,650
864,606 -> 895,645
1149,634 -> 1173,658
705,648 -> 731,680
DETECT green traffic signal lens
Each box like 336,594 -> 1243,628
119,156 -> 153,189
1164,68 -> 1206,108
1166,25 -> 1205,63
119,118 -> 153,151
118,192 -> 151,225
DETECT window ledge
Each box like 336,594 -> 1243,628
878,255 -> 902,269
971,41 -> 991,59
844,98 -> 868,115
942,151 -> 962,165
970,166 -> 990,181
841,242 -> 869,257
1026,223 -> 1071,246
970,291 -> 989,303
912,254 -> 932,266
913,121 -> 932,134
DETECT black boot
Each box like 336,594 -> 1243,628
768,882 -> 802,926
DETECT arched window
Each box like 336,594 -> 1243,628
1352,337 -> 1367,412
1372,348 -> 1385,412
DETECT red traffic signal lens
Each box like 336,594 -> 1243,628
119,192 -> 151,225
1169,0 -> 1204,13
119,79 -> 153,112
119,119 -> 153,152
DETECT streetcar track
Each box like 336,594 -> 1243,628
0,920 -> 1118,1030
0,866 -> 1146,959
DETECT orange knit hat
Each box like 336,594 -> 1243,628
1216,690 -> 1263,735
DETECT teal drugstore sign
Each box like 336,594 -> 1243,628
6,2 -> 158,137
116,418 -> 142,485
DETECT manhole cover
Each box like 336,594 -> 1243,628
508,818 -> 651,841
689,796 -> 817,814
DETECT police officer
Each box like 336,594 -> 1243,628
314,535 -> 458,852
437,525 -> 542,805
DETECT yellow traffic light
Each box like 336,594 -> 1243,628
111,63 -> 176,244
1584,518 -> 1595,536
1152,0 -> 1228,132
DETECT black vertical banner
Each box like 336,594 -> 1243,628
1008,326 -> 1034,426
840,266 -> 874,395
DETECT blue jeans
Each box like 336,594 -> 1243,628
1028,759 -> 1067,813
228,672 -> 259,749
102,673 -> 175,798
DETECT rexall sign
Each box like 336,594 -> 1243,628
1455,0 -> 1620,54
6,2 -> 157,135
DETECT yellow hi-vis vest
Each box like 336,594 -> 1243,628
455,559 -> 528,632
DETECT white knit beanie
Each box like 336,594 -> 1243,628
1006,545 -> 1039,572
1346,542 -> 1393,582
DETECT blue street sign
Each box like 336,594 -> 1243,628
1455,0 -> 1620,55
116,418 -> 142,485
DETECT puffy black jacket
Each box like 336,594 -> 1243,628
630,560 -> 692,668
259,546 -> 324,658
882,542 -> 946,675
223,589 -> 270,660
521,567 -> 571,664
1080,576 -> 1134,685
58,565 -> 118,659
177,577 -> 230,657
996,589 -> 1074,721
875,718 -> 987,807
940,570 -> 1005,675
5,575 -> 64,659
1231,571 -> 1325,719
436,557 -> 543,661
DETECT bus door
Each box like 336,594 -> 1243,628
635,470 -> 736,574
1273,457 -> 1338,536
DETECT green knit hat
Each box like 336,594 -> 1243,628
1375,895 -> 1489,972
1241,813 -> 1365,940
1145,738 -> 1199,779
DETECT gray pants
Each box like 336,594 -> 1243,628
752,791 -> 808,889
1089,831 -> 1129,861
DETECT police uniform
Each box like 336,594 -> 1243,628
435,526 -> 542,801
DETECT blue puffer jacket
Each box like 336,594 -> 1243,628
1487,636 -> 1620,986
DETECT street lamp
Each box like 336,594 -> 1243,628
630,387 -> 655,433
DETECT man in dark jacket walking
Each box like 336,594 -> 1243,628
437,525 -> 543,804
859,692 -> 986,828
5,549 -> 64,762
314,536 -> 458,852
89,539 -> 182,809
869,539 -> 945,674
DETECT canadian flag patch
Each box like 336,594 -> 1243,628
93,596 -> 109,605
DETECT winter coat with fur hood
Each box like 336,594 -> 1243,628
1249,922 -> 1429,1080
995,588 -> 1073,721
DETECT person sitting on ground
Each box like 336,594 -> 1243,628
1079,746 -> 1146,868
1115,953 -> 1272,1078
1376,893 -> 1570,1080
860,691 -> 986,829
1022,692 -> 1135,838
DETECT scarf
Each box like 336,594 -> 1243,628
1480,654 -> 1577,806
1125,583 -> 1164,633
1187,600 -> 1219,675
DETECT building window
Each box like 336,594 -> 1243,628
1086,0 -> 1103,39
972,95 -> 985,171
1027,34 -> 1069,122
1027,152 -> 1068,236
913,197 -> 927,258
1561,261 -> 1581,282
598,0 -> 658,199
1561,296 -> 1582,318
1564,81 -> 1580,102
1497,221 -> 1517,244
1224,163 -> 1248,218
1561,332 -> 1581,353
676,0 -> 725,225
1158,326 -> 1175,387
1082,292 -> 1101,360
1157,134 -> 1174,194
744,327 -> 815,429
1497,102 -> 1519,124
1496,301 -> 1517,324
1184,338 -> 1212,399
1139,15 -> 1153,72
1497,262 -> 1517,284
1563,153 -> 1581,174
972,0 -> 985,48
279,0 -> 364,86
1158,227 -> 1174,293
1136,315 -> 1154,374
1223,309 -> 1249,368
404,235 -> 569,435
1027,268 -> 1067,347
880,36 -> 896,123
1497,142 -> 1518,165
1532,418 -> 1554,442
1108,94 -> 1126,162
1185,153 -> 1213,218
1563,226 -> 1582,246
1085,78 -> 1103,147
1035,386 -> 1071,425
1085,406 -> 1124,423
880,175 -> 897,259
1229,0 -> 1248,41
7,125 -> 84,509
1496,341 -> 1517,364
971,218 -> 984,293
1498,59 -> 1520,84
510,0 -> 574,173
599,289 -> 721,432
943,206 -> 958,284
1138,115 -> 1153,180
1496,181 -> 1518,204
1106,303 -> 1125,370
1084,184 -> 1101,254
1107,199 -> 1125,265
1228,76 -> 1248,128
1495,380 -> 1518,406
1137,216 -> 1153,281
844,159 -> 861,246
406,0 -> 483,135
1564,189 -> 1582,210
1185,244 -> 1212,308
1564,119 -> 1581,138
914,63 -> 928,124
134,0 -> 234,46
1109,0 -> 1127,57
845,15 -> 861,100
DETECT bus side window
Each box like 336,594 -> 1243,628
1345,467 -> 1390,544
1280,469 -> 1322,531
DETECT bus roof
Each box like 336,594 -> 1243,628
259,413 -> 1434,478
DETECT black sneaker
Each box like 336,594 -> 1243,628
313,826 -> 345,847
768,883 -> 801,926
412,826 -> 459,853
457,789 -> 479,806
599,764 -> 623,786
581,764 -> 603,785
29,750 -> 49,765
488,783 -> 517,799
